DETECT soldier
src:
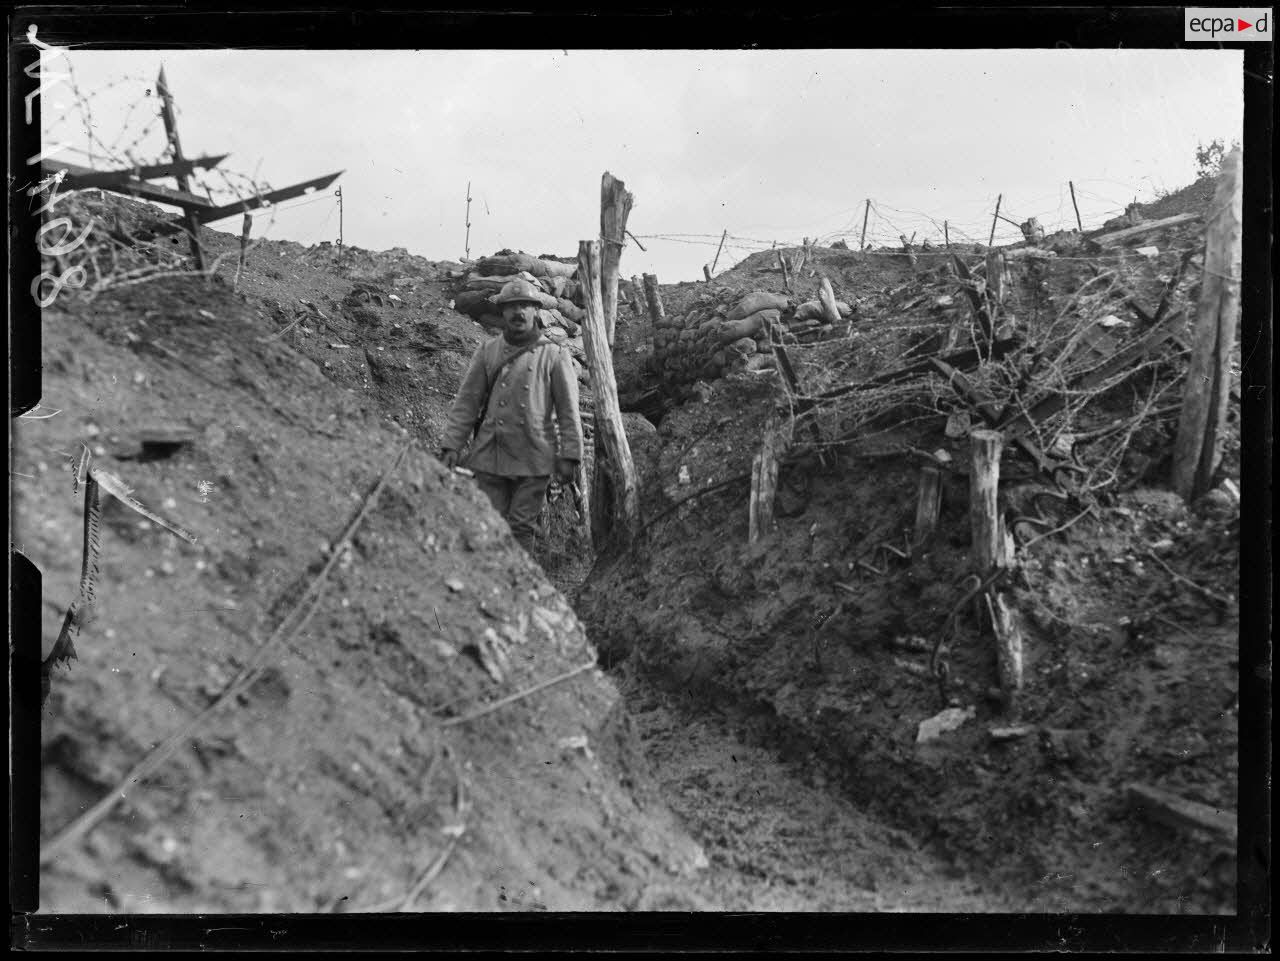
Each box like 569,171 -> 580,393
439,278 -> 583,554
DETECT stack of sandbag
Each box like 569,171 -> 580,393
787,295 -> 854,342
653,290 -> 791,385
451,251 -> 587,339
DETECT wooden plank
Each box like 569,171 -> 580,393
157,65 -> 206,270
54,154 -> 229,189
748,415 -> 788,544
193,171 -> 344,223
41,158 -> 216,211
577,239 -> 640,548
1091,211 -> 1201,248
931,358 -> 1002,425
1126,782 -> 1236,844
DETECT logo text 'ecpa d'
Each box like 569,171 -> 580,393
1185,8 -> 1272,40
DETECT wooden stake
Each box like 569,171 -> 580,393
628,275 -> 646,314
987,193 -> 1002,248
913,466 -> 943,547
944,220 -> 950,249
859,199 -> 871,250
777,249 -> 792,291
577,239 -> 640,548
464,181 -> 472,261
969,429 -> 1007,575
703,264 -> 712,282
748,415 -> 791,544
156,66 -> 205,272
711,228 -> 728,274
985,249 -> 1006,308
1173,146 -> 1242,502
599,172 -> 634,348
985,591 -> 1024,705
642,273 -> 665,328
233,212 -> 252,289
1069,180 -> 1083,232
818,277 -> 841,324
900,234 -> 918,268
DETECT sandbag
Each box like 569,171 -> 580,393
453,290 -> 494,317
478,252 -> 578,280
727,291 -> 789,321
793,300 -> 824,322
717,308 -> 779,343
728,337 -> 757,356
556,298 -> 585,323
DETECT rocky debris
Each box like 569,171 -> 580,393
916,706 -> 976,743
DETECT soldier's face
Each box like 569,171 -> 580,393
502,301 -> 538,335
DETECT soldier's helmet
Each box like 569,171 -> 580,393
493,278 -> 545,306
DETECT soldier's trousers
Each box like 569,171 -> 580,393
472,472 -> 550,553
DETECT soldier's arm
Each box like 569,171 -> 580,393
441,345 -> 490,452
550,347 -> 583,463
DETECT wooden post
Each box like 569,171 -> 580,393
233,212 -> 252,289
777,250 -> 792,292
703,265 -> 712,282
711,228 -> 728,274
969,429 -> 1006,575
970,428 -> 1021,709
944,220 -> 950,249
630,275 -> 647,315
464,181 -> 472,261
748,415 -> 791,544
985,591 -> 1024,707
1069,181 -> 1083,232
985,249 -> 1006,308
335,186 -> 344,263
600,172 -> 634,348
577,239 -> 640,548
987,193 -> 1002,248
1172,145 -> 1242,502
913,466 -> 942,547
818,277 -> 841,324
900,234 -> 918,268
642,273 -> 665,328
859,199 -> 871,250
156,66 -> 205,271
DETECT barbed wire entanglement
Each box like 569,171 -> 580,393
35,67 -> 343,307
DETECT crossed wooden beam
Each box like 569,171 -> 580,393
41,66 -> 342,269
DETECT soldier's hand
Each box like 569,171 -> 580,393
554,458 -> 577,483
440,449 -> 459,470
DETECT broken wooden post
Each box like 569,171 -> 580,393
233,212 -> 252,289
913,465 -> 943,547
156,66 -> 205,271
900,234 -> 918,267
1069,181 -> 1083,232
969,429 -> 1007,574
985,249 -> 1006,310
748,415 -> 788,543
703,265 -> 712,282
629,274 -> 647,315
818,277 -> 841,324
711,228 -> 728,274
776,249 -> 792,291
859,199 -> 871,251
944,220 -> 950,249
985,591 -> 1024,705
577,239 -> 640,548
599,172 -> 634,347
642,273 -> 665,328
1092,212 -> 1201,248
1172,145 -> 1242,502
987,193 -> 1002,248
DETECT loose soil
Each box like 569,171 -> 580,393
18,178 -> 1243,918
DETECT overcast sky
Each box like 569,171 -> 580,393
41,47 -> 1242,282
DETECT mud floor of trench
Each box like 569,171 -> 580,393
596,659 -> 1015,912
